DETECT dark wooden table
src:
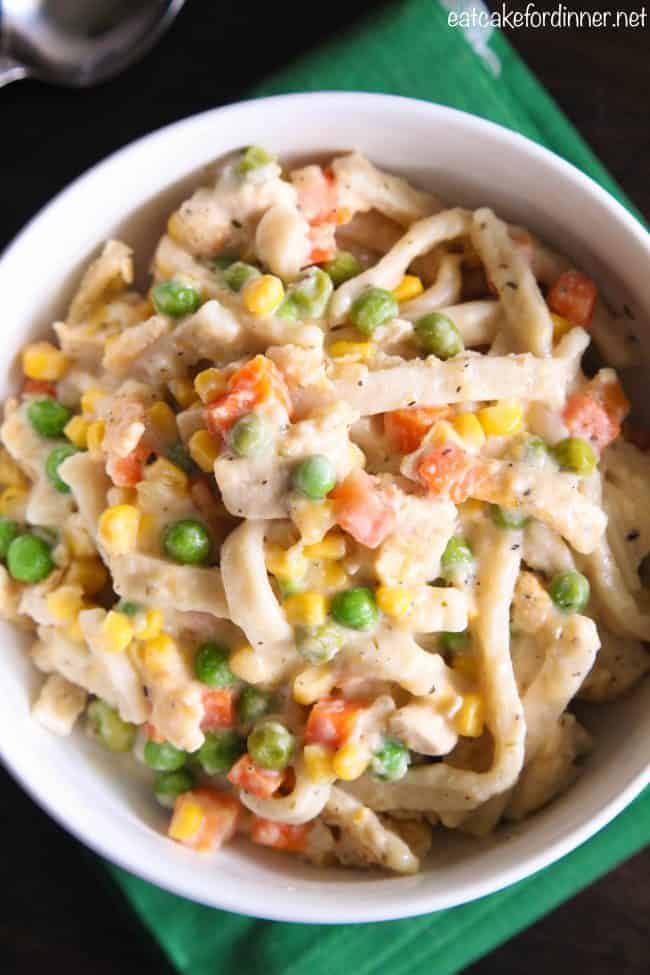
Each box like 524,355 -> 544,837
1,2 -> 648,973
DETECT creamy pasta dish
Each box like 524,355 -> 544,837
2,148 -> 648,874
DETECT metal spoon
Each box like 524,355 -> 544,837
0,0 -> 186,88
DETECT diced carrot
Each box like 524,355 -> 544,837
294,165 -> 339,225
22,378 -> 57,397
204,355 -> 292,440
417,443 -> 484,503
331,468 -> 396,549
564,376 -> 629,451
202,688 -> 235,730
307,223 -> 338,266
250,817 -> 312,852
227,753 -> 284,799
304,697 -> 366,749
384,406 -> 451,454
548,270 -> 598,327
168,787 -> 241,853
107,439 -> 151,487
597,376 -> 630,425
144,721 -> 165,743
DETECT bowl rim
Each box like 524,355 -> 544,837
1,91 -> 649,923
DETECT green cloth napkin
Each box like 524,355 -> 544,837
107,2 -> 649,971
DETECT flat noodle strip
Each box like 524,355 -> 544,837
399,254 -> 463,320
419,300 -> 501,347
332,152 -> 442,226
324,786 -> 420,874
239,758 -> 333,826
579,536 -> 650,641
471,208 -> 554,357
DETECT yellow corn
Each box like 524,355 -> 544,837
451,412 -> 486,450
98,504 -> 140,555
188,429 -> 220,472
376,586 -> 414,619
303,744 -> 336,783
551,313 -> 573,341
81,387 -> 106,415
137,512 -> 157,550
328,341 -> 374,361
46,585 -> 84,625
290,498 -> 337,545
169,799 -> 204,842
166,211 -> 185,244
477,400 -> 523,437
242,274 -> 285,317
147,401 -> 177,440
65,617 -> 85,644
292,664 -> 336,705
229,644 -> 266,684
303,531 -> 347,561
427,419 -> 466,449
283,591 -> 328,626
64,521 -> 96,558
145,456 -> 188,494
392,274 -> 424,303
332,742 -> 370,781
22,341 -> 68,381
321,561 -> 348,590
141,632 -> 176,672
265,543 -> 308,582
100,611 -> 135,653
65,558 -> 108,596
194,367 -> 227,404
169,377 -> 199,410
455,692 -> 485,738
136,608 -> 164,641
0,485 -> 28,519
63,415 -> 90,449
86,420 -> 106,459
451,654 -> 479,682
0,447 -> 27,488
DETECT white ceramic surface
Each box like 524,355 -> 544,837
0,93 -> 648,923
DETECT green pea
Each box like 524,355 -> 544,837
143,740 -> 188,771
295,622 -> 344,664
154,768 -> 195,807
238,686 -> 271,724
87,699 -> 136,752
116,600 -> 141,617
549,571 -> 590,613
197,729 -> 245,775
278,268 -> 333,321
194,641 -> 236,688
223,261 -> 261,292
162,519 -> 211,565
291,454 -> 336,500
152,279 -> 201,317
513,434 -> 553,468
439,629 -> 470,654
370,738 -> 410,782
164,441 -> 197,476
414,312 -> 464,359
236,145 -> 274,174
490,505 -> 528,530
349,287 -> 399,336
0,518 -> 19,560
322,251 -> 362,287
7,534 -> 54,583
211,255 -> 236,270
277,577 -> 305,599
552,437 -> 597,475
45,444 -> 81,494
330,587 -> 379,631
440,536 -> 474,583
27,398 -> 71,438
228,413 -> 272,458
248,720 -> 295,771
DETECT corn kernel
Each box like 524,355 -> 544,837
194,367 -> 227,404
64,521 -> 96,558
168,377 -> 197,410
0,485 -> 28,519
136,608 -> 164,641
188,429 -> 220,472
141,632 -> 176,671
147,401 -> 177,440
65,617 -> 85,643
98,504 -> 140,555
551,313 -> 573,341
0,447 -> 27,488
166,211 -> 184,243
265,543 -> 308,581
376,585 -> 413,619
86,420 -> 106,459
392,274 -> 424,303
137,512 -> 157,550
100,611 -> 134,653
283,591 -> 328,626
229,644 -> 267,684
46,585 -> 84,625
81,387 -> 106,415
169,799 -> 205,842
303,744 -> 336,783
428,419 -> 466,449
22,341 -> 69,381
455,692 -> 485,737
328,341 -> 374,361
145,456 -> 188,494
321,561 -> 348,590
477,401 -> 523,437
451,654 -> 479,682
292,664 -> 336,705
303,532 -> 347,561
242,274 -> 285,317
290,498 -> 337,545
65,558 -> 108,596
63,415 -> 90,449
451,413 -> 486,450
332,742 -> 370,781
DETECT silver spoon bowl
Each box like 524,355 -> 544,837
0,0 -> 186,88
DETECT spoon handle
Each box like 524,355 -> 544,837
0,55 -> 29,87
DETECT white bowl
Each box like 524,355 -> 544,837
1,93 -> 648,923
